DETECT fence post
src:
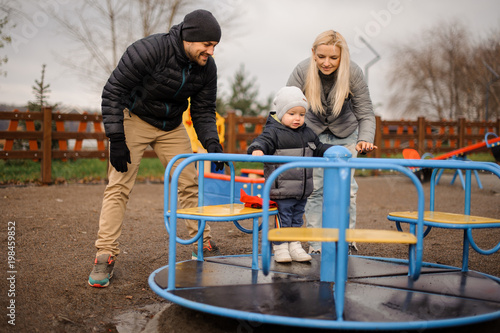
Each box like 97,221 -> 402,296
3,109 -> 19,151
458,117 -> 466,148
42,107 -> 52,184
417,117 -> 426,154
374,116 -> 382,158
225,110 -> 236,154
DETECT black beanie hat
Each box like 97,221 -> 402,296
182,9 -> 221,43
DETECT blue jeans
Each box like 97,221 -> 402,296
305,130 -> 359,250
274,198 -> 307,245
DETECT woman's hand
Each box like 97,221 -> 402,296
356,141 -> 378,155
252,150 -> 264,156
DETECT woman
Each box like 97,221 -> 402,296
287,30 -> 377,254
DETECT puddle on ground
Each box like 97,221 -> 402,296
113,303 -> 170,333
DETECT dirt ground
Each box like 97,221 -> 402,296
1,172 -> 500,333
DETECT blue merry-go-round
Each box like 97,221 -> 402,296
148,146 -> 500,331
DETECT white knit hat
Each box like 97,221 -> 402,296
272,86 -> 308,120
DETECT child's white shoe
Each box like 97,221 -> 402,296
289,241 -> 312,262
273,242 -> 292,263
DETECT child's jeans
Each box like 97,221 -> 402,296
273,198 -> 307,245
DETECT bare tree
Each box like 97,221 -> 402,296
474,26 -> 500,121
0,8 -> 11,76
38,0 -> 241,95
137,0 -> 189,37
387,20 -> 499,121
43,1 -> 130,87
0,0 -> 22,76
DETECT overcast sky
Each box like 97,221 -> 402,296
2,0 -> 499,118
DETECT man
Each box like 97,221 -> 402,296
89,9 -> 224,288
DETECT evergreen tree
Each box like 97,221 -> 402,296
227,64 -> 271,117
28,64 -> 57,112
26,64 -> 59,149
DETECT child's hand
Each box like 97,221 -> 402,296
252,150 -> 264,156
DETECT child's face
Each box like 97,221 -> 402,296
281,106 -> 306,129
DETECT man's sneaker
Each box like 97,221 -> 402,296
88,254 -> 115,287
348,242 -> 359,255
191,240 -> 222,259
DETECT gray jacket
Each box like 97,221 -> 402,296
286,59 -> 375,143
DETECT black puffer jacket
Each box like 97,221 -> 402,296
247,115 -> 332,200
101,23 -> 220,149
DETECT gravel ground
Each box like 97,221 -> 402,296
1,172 -> 499,332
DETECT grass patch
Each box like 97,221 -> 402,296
0,158 -> 260,185
0,158 -> 167,185
0,160 -> 42,184
466,152 -> 496,162
231,161 -> 263,174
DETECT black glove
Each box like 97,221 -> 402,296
109,134 -> 131,173
206,141 -> 227,172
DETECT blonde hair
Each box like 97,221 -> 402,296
305,30 -> 351,117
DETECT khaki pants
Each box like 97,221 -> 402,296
95,110 -> 211,256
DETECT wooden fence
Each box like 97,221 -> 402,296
1,108 -> 499,184
373,117 -> 500,158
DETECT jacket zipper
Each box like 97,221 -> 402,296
164,63 -> 191,129
162,103 -> 170,129
128,96 -> 137,117
300,136 -> 307,199
173,63 -> 191,98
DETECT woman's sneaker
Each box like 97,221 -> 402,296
308,246 -> 321,255
88,254 -> 115,287
348,242 -> 359,255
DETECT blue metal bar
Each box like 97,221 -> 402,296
474,169 -> 483,189
461,170 -> 472,271
467,228 -> 500,254
320,164 -> 339,282
163,154 -> 194,238
252,217 -> 259,270
361,158 -> 500,176
430,168 -> 438,211
330,149 -> 352,321
196,161 -> 205,260
387,215 -> 500,229
229,162 -> 235,203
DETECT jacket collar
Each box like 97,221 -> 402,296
170,23 -> 190,67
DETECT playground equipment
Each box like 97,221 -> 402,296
149,148 -> 500,330
203,169 -> 264,205
406,132 -> 500,162
403,132 -> 500,187
183,109 -> 268,204
388,167 -> 500,272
